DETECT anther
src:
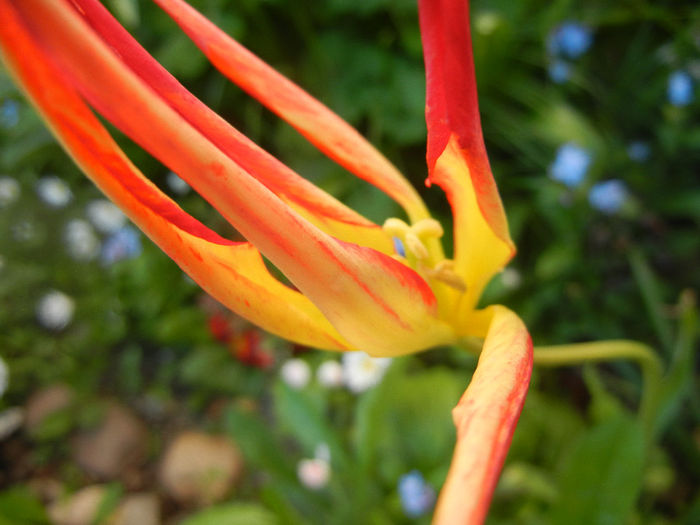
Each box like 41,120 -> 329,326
404,232 -> 429,261
382,218 -> 410,237
412,218 -> 444,239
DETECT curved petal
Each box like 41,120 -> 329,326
10,0 -> 454,356
0,0 -> 349,350
152,0 -> 431,224
67,0 -> 391,255
418,0 -> 515,305
433,306 -> 533,525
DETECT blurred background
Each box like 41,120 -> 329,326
0,0 -> 698,523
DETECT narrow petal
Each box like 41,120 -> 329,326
152,0 -> 431,224
9,0 -> 454,356
433,307 -> 533,524
0,0 -> 348,350
419,0 -> 515,304
67,0 -> 391,255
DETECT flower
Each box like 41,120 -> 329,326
86,199 -> 127,233
0,99 -> 19,128
36,290 -> 75,330
317,360 -> 344,388
280,358 -> 311,389
399,470 -> 436,517
627,141 -> 651,163
297,458 -> 330,490
36,175 -> 72,207
588,179 -> 629,214
548,59 -> 572,84
342,351 -> 392,393
548,22 -> 593,59
0,176 -> 20,207
667,70 -> 694,107
64,219 -> 100,261
549,143 -> 592,188
0,1 -> 533,522
100,225 -> 142,265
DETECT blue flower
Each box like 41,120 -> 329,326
667,70 -> 694,107
627,141 -> 650,163
548,60 -> 572,84
398,470 -> 436,518
549,143 -> 592,188
588,180 -> 629,214
0,99 -> 19,129
101,226 -> 142,265
548,22 -> 593,59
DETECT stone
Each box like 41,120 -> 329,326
158,431 -> 242,506
108,493 -> 160,525
48,485 -> 106,525
71,402 -> 147,479
23,384 -> 74,434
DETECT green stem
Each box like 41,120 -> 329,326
533,340 -> 664,441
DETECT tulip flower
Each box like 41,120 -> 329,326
0,0 -> 533,522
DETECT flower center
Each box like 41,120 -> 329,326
382,217 -> 466,292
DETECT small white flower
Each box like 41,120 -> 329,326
297,458 -> 330,490
0,176 -> 20,207
500,267 -> 522,290
342,352 -> 392,393
0,356 -> 8,399
317,360 -> 343,388
64,219 -> 100,261
166,172 -> 190,195
0,408 -> 23,440
280,358 -> 311,389
36,290 -> 75,330
86,199 -> 126,234
36,176 -> 72,208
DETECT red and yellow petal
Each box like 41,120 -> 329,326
433,306 -> 533,524
0,0 -> 349,350
419,0 -> 515,306
7,0 -> 454,356
153,0 -> 431,224
66,0 -> 392,255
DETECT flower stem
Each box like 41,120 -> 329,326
533,340 -> 663,441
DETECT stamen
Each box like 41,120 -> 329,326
382,218 -> 410,237
412,218 -> 444,239
426,259 -> 467,292
404,232 -> 429,261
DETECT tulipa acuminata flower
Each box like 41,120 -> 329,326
0,0 -> 535,521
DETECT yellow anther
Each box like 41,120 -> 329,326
434,259 -> 455,273
404,232 -> 429,261
429,258 -> 467,292
382,218 -> 410,237
411,218 -> 444,239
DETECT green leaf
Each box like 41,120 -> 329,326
354,361 -> 465,482
272,382 -> 348,468
628,249 -> 674,353
180,503 -> 278,525
654,291 -> 698,435
0,486 -> 50,525
223,405 -> 292,477
548,415 -> 645,525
